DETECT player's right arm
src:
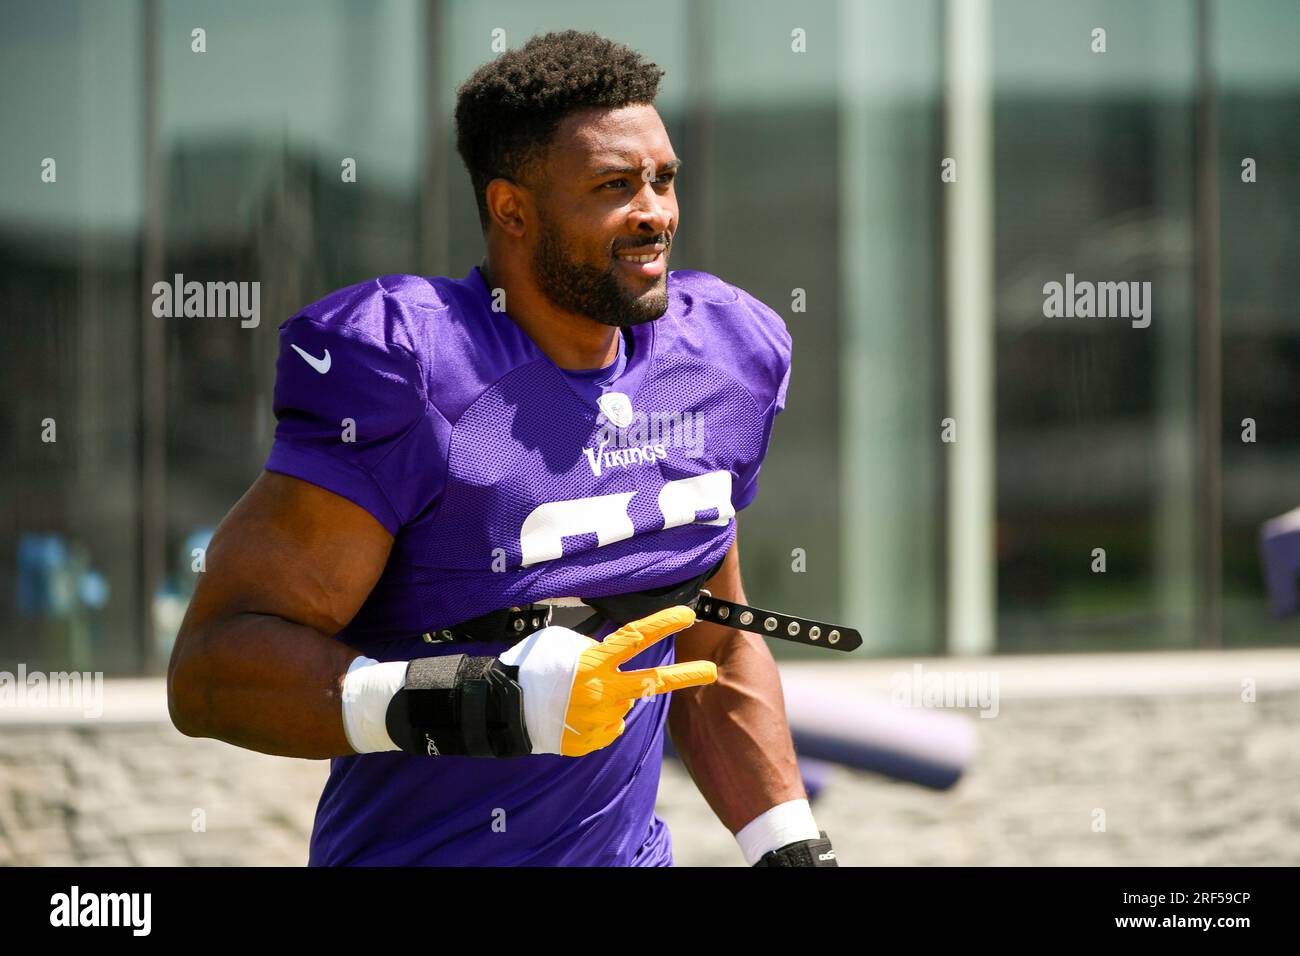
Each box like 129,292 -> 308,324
166,479 -> 714,761
167,303 -> 431,759
167,471 -> 394,759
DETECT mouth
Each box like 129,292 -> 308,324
614,242 -> 667,279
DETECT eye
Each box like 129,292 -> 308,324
599,171 -> 677,191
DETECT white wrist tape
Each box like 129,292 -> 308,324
340,656 -> 408,754
736,798 -> 821,865
498,625 -> 591,755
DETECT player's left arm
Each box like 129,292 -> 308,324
668,526 -> 833,865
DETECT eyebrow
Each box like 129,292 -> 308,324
589,159 -> 682,178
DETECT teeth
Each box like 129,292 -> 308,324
618,251 -> 662,263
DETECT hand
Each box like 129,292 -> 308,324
499,605 -> 717,757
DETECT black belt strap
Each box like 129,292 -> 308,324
420,559 -> 860,653
421,605 -> 556,645
693,592 -> 861,652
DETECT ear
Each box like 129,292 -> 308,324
483,177 -> 530,238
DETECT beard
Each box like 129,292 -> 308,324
531,212 -> 670,328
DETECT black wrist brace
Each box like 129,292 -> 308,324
384,654 -> 531,758
753,831 -> 838,867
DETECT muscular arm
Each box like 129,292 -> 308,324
667,528 -> 805,834
167,471 -> 394,759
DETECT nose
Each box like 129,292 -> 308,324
628,183 -> 674,235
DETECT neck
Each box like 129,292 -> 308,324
479,255 -> 621,371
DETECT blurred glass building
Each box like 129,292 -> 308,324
1,0 -> 1296,675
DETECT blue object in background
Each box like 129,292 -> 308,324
78,570 -> 110,610
18,533 -> 111,616
17,533 -> 69,616
16,532 -> 107,670
1260,508 -> 1300,617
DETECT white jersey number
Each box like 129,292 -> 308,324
519,471 -> 733,567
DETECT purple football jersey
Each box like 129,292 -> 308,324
265,266 -> 790,865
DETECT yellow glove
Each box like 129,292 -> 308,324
499,604 -> 717,757
563,605 -> 717,756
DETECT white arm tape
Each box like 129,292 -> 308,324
498,625 -> 591,755
735,798 -> 821,865
340,656 -> 409,754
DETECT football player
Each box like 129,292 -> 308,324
168,29 -> 837,867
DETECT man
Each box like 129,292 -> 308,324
168,29 -> 836,867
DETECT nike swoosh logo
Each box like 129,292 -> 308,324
290,343 -> 331,374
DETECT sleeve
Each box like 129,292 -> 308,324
264,315 -> 449,535
730,290 -> 793,513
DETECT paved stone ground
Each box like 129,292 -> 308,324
0,726 -> 326,866
2,659 -> 1298,866
658,688 -> 1300,866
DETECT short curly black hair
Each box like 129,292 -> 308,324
454,30 -> 665,232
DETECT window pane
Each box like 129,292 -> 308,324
1215,0 -> 1300,646
991,0 -> 1198,651
0,2 -> 145,673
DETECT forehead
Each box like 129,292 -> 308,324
548,104 -> 675,171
